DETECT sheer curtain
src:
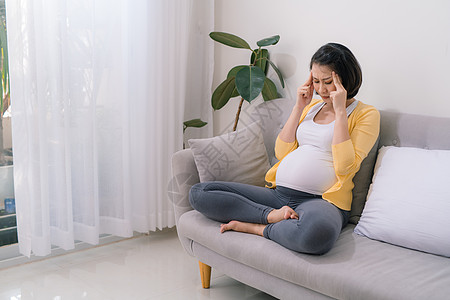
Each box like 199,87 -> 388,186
6,0 -> 213,257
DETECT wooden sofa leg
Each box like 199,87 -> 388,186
198,261 -> 212,289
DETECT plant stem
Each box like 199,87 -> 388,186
233,97 -> 244,131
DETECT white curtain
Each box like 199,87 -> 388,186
6,0 -> 214,257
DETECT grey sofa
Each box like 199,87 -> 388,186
171,99 -> 450,300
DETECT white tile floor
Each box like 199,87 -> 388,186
0,228 -> 276,300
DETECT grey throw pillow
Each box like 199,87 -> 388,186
350,136 -> 379,224
188,122 -> 271,187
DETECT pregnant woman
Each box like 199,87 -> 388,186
189,43 -> 380,255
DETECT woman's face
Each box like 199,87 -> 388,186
311,63 -> 336,102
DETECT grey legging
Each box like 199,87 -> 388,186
189,181 -> 349,255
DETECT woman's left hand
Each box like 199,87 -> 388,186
330,72 -> 347,113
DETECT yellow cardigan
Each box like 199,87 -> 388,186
265,99 -> 380,211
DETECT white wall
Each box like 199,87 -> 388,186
213,0 -> 450,135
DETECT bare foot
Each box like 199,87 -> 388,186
220,221 -> 266,236
267,206 -> 299,223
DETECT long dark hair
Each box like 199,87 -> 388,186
310,43 -> 362,99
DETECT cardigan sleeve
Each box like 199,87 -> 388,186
331,106 -> 380,176
274,136 -> 298,161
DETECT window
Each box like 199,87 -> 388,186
0,0 -> 16,248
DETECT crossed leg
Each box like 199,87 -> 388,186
190,181 -> 346,254
222,199 -> 345,255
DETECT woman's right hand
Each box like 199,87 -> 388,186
278,73 -> 314,143
296,72 -> 314,108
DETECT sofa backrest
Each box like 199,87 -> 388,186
378,110 -> 450,150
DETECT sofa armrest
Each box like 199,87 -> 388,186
170,148 -> 200,226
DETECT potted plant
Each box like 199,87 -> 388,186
210,32 -> 284,131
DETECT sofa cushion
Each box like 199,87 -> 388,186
354,146 -> 450,257
188,122 -> 270,187
178,210 -> 450,300
349,136 -> 379,224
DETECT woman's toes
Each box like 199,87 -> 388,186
281,206 -> 298,220
288,208 -> 299,220
283,209 -> 292,220
220,223 -> 228,233
220,221 -> 236,233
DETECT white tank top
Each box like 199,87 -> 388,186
275,100 -> 358,195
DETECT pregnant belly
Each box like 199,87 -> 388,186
275,145 -> 337,195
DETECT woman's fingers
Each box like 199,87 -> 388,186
330,71 -> 348,110
298,86 -> 310,98
332,71 -> 344,90
306,71 -> 313,85
300,72 -> 314,96
296,72 -> 315,107
297,86 -> 307,97
307,73 -> 314,93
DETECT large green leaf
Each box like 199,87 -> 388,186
257,35 -> 280,47
209,32 -> 252,50
261,78 -> 278,101
211,76 -> 236,110
235,66 -> 265,102
251,49 -> 269,74
266,59 -> 285,88
227,65 -> 246,98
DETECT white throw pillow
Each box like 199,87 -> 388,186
354,146 -> 450,257
188,122 -> 270,187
